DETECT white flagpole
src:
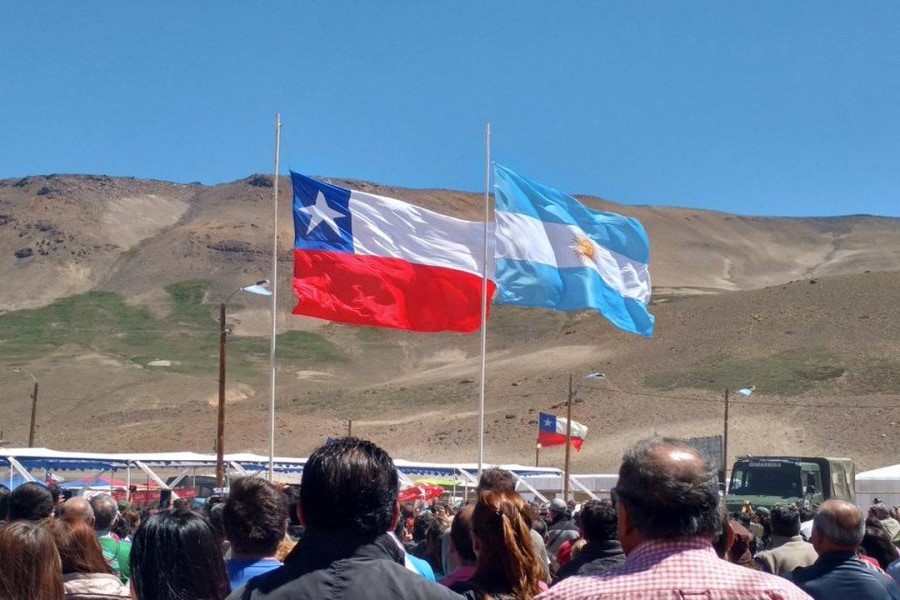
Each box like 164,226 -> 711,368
268,113 -> 282,481
478,123 -> 491,476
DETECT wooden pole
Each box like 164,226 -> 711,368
216,302 -> 227,487
27,380 -> 38,448
564,373 -> 573,501
723,388 -> 730,488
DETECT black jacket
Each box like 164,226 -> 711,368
554,539 -> 626,582
229,532 -> 463,600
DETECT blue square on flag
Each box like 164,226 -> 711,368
292,173 -> 354,253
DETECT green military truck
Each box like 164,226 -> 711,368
724,456 -> 856,513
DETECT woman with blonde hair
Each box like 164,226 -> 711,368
458,490 -> 546,600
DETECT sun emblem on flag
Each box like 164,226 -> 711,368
571,234 -> 598,266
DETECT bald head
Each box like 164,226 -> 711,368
812,499 -> 865,554
615,436 -> 721,543
59,497 -> 95,524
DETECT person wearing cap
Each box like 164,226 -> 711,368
545,498 -> 580,574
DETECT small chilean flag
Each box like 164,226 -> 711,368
291,172 -> 495,333
538,412 -> 588,451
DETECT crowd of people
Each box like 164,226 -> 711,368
1,435 -> 900,599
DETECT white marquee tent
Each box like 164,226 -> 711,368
856,463 -> 900,509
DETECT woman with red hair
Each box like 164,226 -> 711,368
48,518 -> 130,599
457,490 -> 546,600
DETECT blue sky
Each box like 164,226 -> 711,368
2,2 -> 898,217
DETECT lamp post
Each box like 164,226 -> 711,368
216,280 -> 271,488
562,371 -> 606,501
723,386 -> 755,488
12,368 -> 38,447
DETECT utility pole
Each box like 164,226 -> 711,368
216,302 -> 228,488
722,388 -> 730,488
563,373 -> 574,502
13,368 -> 38,448
28,379 -> 38,448
535,442 -> 541,467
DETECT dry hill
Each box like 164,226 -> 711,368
1,174 -> 899,473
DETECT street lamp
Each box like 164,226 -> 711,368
12,367 -> 38,447
562,372 -> 606,501
723,385 -> 754,487
216,280 -> 272,488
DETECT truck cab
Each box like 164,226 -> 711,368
724,456 -> 855,513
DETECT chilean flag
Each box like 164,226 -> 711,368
538,412 -> 588,451
291,172 -> 495,333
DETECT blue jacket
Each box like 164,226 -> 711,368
789,552 -> 900,600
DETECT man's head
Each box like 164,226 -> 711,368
811,499 -> 865,555
59,497 -> 95,525
88,494 -> 119,532
548,497 -> 568,523
224,476 -> 287,557
8,482 -> 54,522
412,511 -> 435,543
579,500 -> 618,543
613,436 -> 720,553
770,504 -> 801,538
799,504 -> 815,523
869,502 -> 890,521
476,467 -> 517,494
299,437 -> 398,539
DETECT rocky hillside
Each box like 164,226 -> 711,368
1,174 -> 898,472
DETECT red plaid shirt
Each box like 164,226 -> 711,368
536,537 -> 813,600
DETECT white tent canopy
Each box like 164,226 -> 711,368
856,464 -> 900,510
0,447 -> 606,502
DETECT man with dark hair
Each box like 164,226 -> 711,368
229,437 -> 462,599
554,500 -> 624,582
8,481 -> 54,521
538,436 -> 811,599
89,493 -> 131,584
755,504 -> 818,575
790,499 -> 900,599
224,476 -> 288,590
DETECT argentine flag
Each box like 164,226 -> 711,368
493,164 -> 654,337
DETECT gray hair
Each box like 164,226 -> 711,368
814,501 -> 864,547
88,494 -> 119,531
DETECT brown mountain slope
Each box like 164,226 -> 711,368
1,174 -> 899,472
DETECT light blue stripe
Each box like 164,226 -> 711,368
495,258 -> 655,337
494,164 -> 650,264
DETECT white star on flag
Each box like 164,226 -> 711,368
299,190 -> 344,235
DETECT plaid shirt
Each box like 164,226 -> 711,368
536,537 -> 813,600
